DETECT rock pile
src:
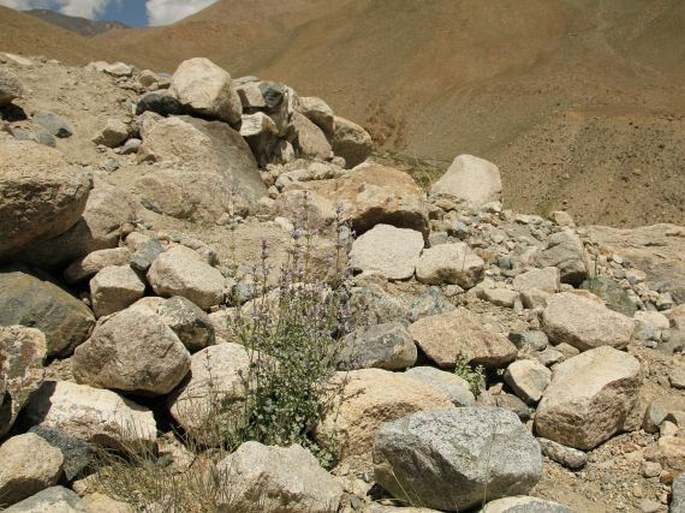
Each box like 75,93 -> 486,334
0,54 -> 684,512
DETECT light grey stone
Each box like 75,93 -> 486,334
349,224 -> 424,281
92,119 -> 129,148
89,266 -> 146,318
404,366 -> 475,406
480,495 -> 575,512
504,359 -> 551,404
415,242 -> 484,289
538,437 -> 587,470
63,247 -> 132,284
338,322 -> 417,371
330,115 -> 372,168
3,486 -> 88,512
513,267 -> 560,293
430,154 -> 502,208
536,230 -> 587,286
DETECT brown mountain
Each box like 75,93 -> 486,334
26,9 -> 128,37
1,1 -> 684,227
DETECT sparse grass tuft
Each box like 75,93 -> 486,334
453,353 -> 485,396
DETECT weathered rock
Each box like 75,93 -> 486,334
29,426 -> 95,482
536,229 -> 587,286
504,359 -> 551,404
494,393 -> 532,422
147,246 -> 225,310
538,437 -> 587,470
135,90 -> 187,117
128,237 -> 164,273
0,433 -> 64,507
404,366 -> 475,406
33,112 -> 72,138
131,296 -> 215,352
167,343 -> 250,441
542,292 -> 635,351
3,486 -> 88,513
89,60 -> 134,77
20,381 -> 156,449
170,57 -> 242,125
0,270 -> 95,357
0,68 -> 23,105
63,247 -> 132,284
240,112 -> 279,167
349,224 -> 424,280
316,369 -> 453,461
297,96 -> 335,135
337,322 -> 417,371
330,115 -> 372,168
477,288 -> 520,308
405,286 -> 456,322
271,189 -> 337,232
415,242 -> 484,288
672,472 -> 685,513
509,330 -> 549,352
373,408 -> 542,512
216,442 -> 343,513
90,266 -> 146,318
513,267 -> 560,293
72,307 -> 190,396
408,308 -> 517,368
535,346 -> 642,450
348,285 -> 410,328
0,326 -> 47,437
646,435 -> 685,472
138,115 -> 267,209
80,493 -> 134,513
430,154 -> 502,208
92,118 -> 129,148
308,163 -> 428,236
0,140 -> 92,260
291,111 -> 333,160
480,496 -> 575,513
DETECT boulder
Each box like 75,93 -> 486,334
308,163 -> 428,236
167,343 -> 250,443
373,408 -> 542,512
349,224 -> 424,280
92,119 -> 129,148
216,442 -> 343,513
536,229 -> 587,286
0,433 -> 64,507
147,246 -> 225,310
415,242 -> 484,288
2,486 -> 88,513
330,115 -> 372,167
316,368 -> 453,461
513,267 -> 560,293
0,326 -> 47,437
430,154 -> 502,208
408,308 -> 517,368
130,296 -> 215,352
72,307 -> 190,396
672,472 -> 685,513
0,270 -> 95,357
297,96 -> 335,135
337,322 -> 417,371
29,426 -> 95,482
534,346 -> 642,450
291,111 -> 333,160
138,115 -> 267,209
63,247 -> 132,284
240,112 -> 279,167
89,266 -> 146,318
0,68 -> 23,105
542,292 -> 635,351
0,140 -> 92,260
480,496 -> 575,513
270,189 -> 337,232
404,366 -> 475,407
20,381 -> 156,450
169,57 -> 242,125
503,359 -> 551,404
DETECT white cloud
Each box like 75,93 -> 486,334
146,0 -> 217,26
0,0 -> 118,19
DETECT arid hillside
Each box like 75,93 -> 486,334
1,0 -> 684,227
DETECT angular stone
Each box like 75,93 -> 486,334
513,267 -> 560,293
63,247 -> 132,284
72,307 -> 190,396
21,381 -> 156,449
542,292 -> 635,351
90,266 -> 146,318
216,442 -> 342,513
147,246 -> 225,310
298,96 -> 335,135
0,140 -> 92,260
415,242 -> 484,289
430,154 -> 502,208
535,346 -> 642,450
338,322 -> 417,371
0,68 -> 23,105
0,270 -> 95,357
672,472 -> 685,513
0,433 -> 64,507
92,118 -> 129,148
240,112 -> 278,167
0,326 -> 47,437
2,486 -> 88,513
481,496 -> 574,513
309,164 -> 428,237
29,426 -> 95,482
504,359 -> 551,405
477,288 -> 520,308
538,437 -> 587,470
128,237 -> 164,273
349,224 -> 423,280
404,366 -> 475,407
33,112 -> 72,138
170,57 -> 242,125
373,408 -> 542,512
135,90 -> 187,117
291,111 -> 333,160
330,115 -> 372,168
408,308 -> 517,368
536,230 -> 587,286
167,343 -> 250,442
316,369 -> 453,461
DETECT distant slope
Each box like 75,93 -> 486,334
27,9 -> 128,37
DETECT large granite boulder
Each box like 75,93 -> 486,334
415,242 -> 484,289
330,115 -> 372,168
430,154 -> 502,208
349,224 -> 424,280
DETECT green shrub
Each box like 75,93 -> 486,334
453,353 -> 485,396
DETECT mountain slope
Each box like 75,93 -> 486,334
27,9 -> 127,37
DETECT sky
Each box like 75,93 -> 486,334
0,0 -> 219,26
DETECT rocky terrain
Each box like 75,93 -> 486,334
1,52 -> 685,513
